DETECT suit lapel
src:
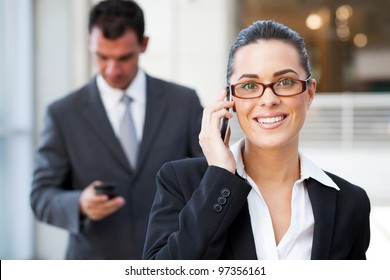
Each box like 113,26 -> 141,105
230,180 -> 338,260
229,203 -> 257,259
136,76 -> 168,173
307,178 -> 337,259
80,78 -> 130,171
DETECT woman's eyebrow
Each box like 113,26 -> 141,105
237,69 -> 299,80
273,69 -> 298,77
237,74 -> 259,80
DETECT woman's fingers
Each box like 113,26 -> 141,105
201,90 -> 234,139
198,89 -> 236,173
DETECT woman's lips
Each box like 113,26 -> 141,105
254,114 -> 287,129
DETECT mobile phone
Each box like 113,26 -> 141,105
94,182 -> 117,199
220,87 -> 232,141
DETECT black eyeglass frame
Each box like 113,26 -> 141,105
228,76 -> 312,99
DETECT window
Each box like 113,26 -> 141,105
240,0 -> 390,93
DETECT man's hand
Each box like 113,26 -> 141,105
79,180 -> 126,221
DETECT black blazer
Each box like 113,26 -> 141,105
143,157 -> 371,260
31,74 -> 203,259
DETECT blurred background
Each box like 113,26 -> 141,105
0,0 -> 389,259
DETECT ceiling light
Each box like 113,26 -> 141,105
354,33 -> 368,48
306,13 -> 322,30
336,5 -> 353,21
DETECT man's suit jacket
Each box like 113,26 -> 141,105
143,157 -> 371,260
31,74 -> 204,259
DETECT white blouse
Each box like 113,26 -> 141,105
230,138 -> 339,260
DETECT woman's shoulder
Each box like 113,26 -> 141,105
325,171 -> 370,204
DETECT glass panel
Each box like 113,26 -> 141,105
0,0 -> 33,259
240,0 -> 390,93
0,0 -> 7,258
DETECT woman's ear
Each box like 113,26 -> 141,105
306,79 -> 316,110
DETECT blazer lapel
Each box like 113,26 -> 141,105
80,78 -> 130,171
307,178 -> 337,260
229,203 -> 257,259
135,76 -> 168,173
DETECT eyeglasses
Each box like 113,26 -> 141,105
229,76 -> 312,99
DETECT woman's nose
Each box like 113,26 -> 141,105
258,87 -> 281,107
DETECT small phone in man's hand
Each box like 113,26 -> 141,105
94,182 -> 117,199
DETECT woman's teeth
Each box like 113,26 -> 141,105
257,116 -> 285,124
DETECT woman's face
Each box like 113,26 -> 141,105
230,39 -> 316,151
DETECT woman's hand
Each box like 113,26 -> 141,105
199,90 -> 236,173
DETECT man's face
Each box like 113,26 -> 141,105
89,27 -> 148,89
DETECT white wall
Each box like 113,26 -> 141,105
139,0 -> 237,106
33,0 -> 72,260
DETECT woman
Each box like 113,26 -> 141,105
142,20 -> 370,260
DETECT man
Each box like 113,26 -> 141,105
31,0 -> 203,259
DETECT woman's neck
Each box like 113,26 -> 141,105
242,139 -> 300,190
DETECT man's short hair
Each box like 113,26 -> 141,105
88,0 -> 145,42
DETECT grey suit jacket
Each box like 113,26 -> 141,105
31,74 -> 204,259
143,157 -> 371,260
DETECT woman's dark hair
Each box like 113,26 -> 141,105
88,0 -> 145,42
227,20 -> 311,83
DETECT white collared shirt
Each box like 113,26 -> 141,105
230,138 -> 339,260
97,70 -> 146,141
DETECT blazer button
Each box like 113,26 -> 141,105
217,196 -> 227,205
221,188 -> 231,198
213,203 -> 223,213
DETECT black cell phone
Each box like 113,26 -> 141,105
220,116 -> 230,142
94,182 -> 117,199
220,87 -> 232,141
